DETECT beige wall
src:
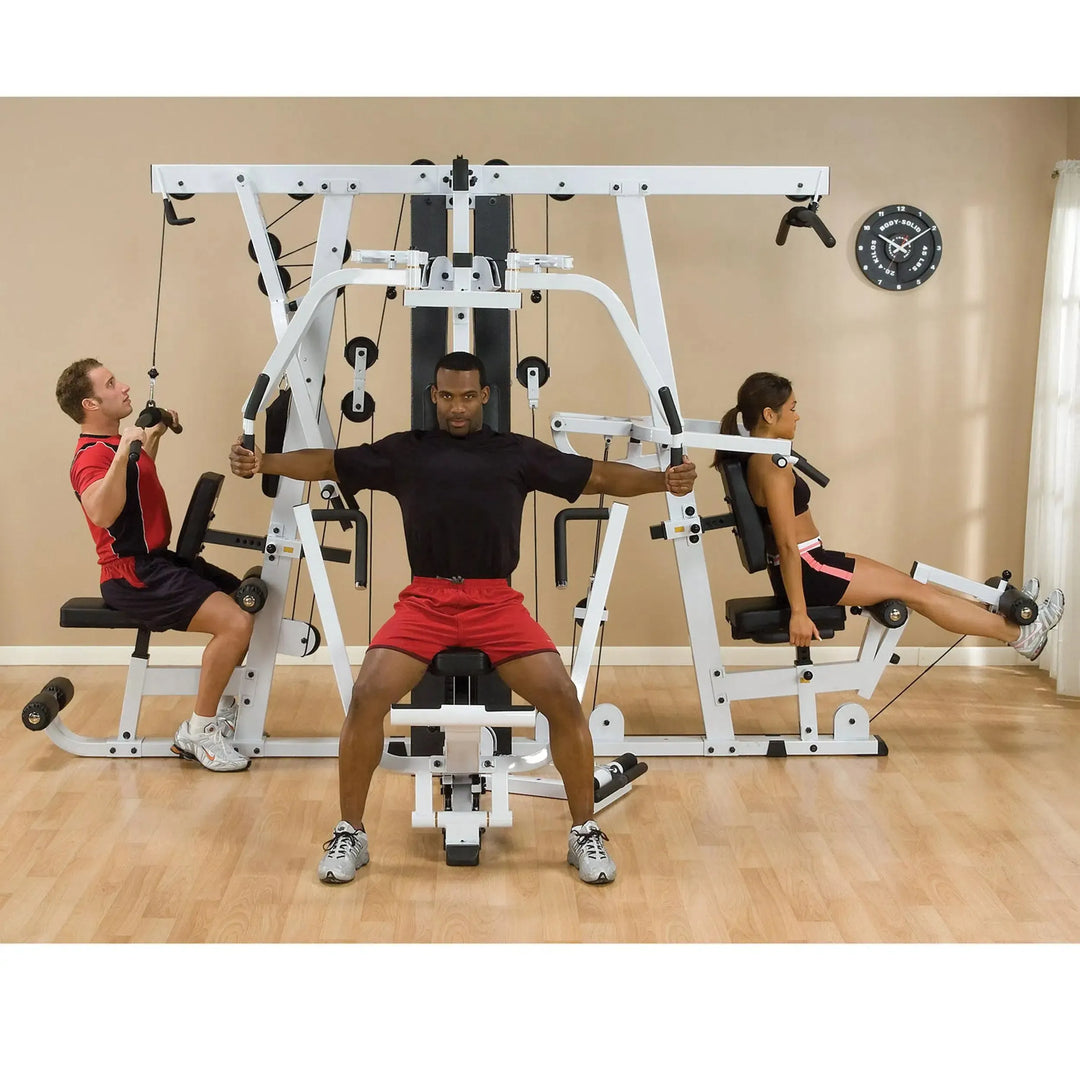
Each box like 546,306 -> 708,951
1068,99 -> 1080,158
1,97 -> 1067,652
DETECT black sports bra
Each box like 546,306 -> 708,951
754,470 -> 811,522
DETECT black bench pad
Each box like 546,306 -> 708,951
428,648 -> 493,678
725,595 -> 846,643
60,597 -> 147,631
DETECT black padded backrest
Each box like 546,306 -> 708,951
175,472 -> 225,560
717,454 -> 769,574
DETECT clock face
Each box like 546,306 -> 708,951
855,205 -> 942,291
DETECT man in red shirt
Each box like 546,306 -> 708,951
57,358 -> 251,772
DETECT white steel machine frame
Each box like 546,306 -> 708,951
146,161 -> 967,773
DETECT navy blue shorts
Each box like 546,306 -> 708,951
100,551 -> 242,633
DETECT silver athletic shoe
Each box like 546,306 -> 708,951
1022,578 -> 1040,603
318,821 -> 369,884
216,695 -> 238,738
568,820 -> 616,885
171,718 -> 250,771
1012,589 -> 1065,661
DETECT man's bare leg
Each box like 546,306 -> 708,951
339,647 -> 429,826
185,592 -> 254,716
495,651 -> 595,825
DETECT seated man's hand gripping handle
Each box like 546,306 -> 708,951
230,437 -> 338,484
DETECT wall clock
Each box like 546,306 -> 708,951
855,204 -> 942,291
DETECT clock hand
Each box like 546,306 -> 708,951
894,229 -> 929,255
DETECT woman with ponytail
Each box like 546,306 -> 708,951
712,372 -> 1064,660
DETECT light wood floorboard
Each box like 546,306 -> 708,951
1,663 -> 1078,943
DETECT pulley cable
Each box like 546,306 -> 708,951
362,194 -> 406,641
265,198 -> 307,231
376,194 -> 406,349
508,193 -> 540,624
129,202 -> 184,462
588,438 -> 612,716
148,202 -> 168,390
869,634 -> 966,723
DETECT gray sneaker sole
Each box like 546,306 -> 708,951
170,742 -> 251,771
318,857 -> 368,884
567,852 -> 616,885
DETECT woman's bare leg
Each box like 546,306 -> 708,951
840,554 -> 1020,643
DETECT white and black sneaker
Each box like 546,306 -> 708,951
1012,589 -> 1065,662
568,820 -> 616,885
318,821 -> 369,884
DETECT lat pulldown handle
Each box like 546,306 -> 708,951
775,201 -> 836,248
128,404 -> 184,462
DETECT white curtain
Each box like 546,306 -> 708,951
1024,160 -> 1080,696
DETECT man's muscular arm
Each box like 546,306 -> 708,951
582,458 -> 696,498
229,438 -> 338,483
79,427 -> 148,528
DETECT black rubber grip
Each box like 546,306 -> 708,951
243,374 -> 272,450
553,507 -> 609,588
791,452 -> 830,488
657,386 -> 684,466
311,508 -> 369,588
657,386 -> 682,435
808,211 -> 836,248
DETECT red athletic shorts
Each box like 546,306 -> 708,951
369,577 -> 557,667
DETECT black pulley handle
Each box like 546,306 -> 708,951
128,404 -> 184,462
554,507 -> 610,588
311,508 -> 369,589
657,386 -> 684,467
776,202 -> 836,249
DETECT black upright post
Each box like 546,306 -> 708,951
410,167 -> 449,431
473,171 -> 512,433
408,156 -> 512,712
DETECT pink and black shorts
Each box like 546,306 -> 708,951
369,577 -> 558,667
767,537 -> 856,607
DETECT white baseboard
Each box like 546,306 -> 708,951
0,644 -> 1021,668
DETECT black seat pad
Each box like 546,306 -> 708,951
725,595 -> 846,643
428,647 -> 493,678
60,597 -> 147,630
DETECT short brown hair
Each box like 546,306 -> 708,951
56,358 -> 102,423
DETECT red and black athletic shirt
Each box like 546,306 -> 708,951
70,435 -> 173,586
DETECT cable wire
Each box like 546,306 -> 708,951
869,635 -> 966,723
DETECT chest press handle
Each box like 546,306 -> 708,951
242,373 -> 272,452
657,386 -> 684,468
554,507 -> 610,588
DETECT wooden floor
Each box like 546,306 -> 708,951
1,662 -> 1079,944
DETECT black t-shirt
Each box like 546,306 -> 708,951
334,426 -> 593,578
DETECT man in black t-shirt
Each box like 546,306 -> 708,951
230,351 -> 696,885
